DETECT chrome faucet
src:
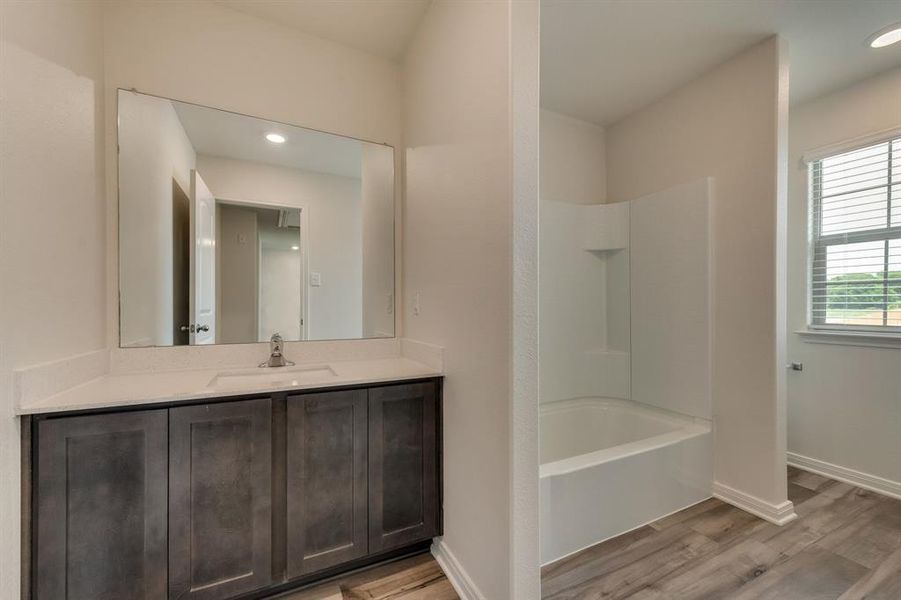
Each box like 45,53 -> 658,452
260,332 -> 295,368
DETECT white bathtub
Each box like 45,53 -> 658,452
540,398 -> 713,565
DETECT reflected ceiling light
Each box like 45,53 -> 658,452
266,132 -> 286,144
868,22 -> 901,48
291,245 -> 300,251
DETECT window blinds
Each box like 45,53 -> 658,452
810,137 -> 901,330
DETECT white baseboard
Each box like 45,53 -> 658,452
713,481 -> 797,525
431,539 -> 486,600
788,452 -> 901,501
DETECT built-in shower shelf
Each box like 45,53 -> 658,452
581,201 -> 630,251
583,245 -> 626,253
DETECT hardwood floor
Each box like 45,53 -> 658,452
271,468 -> 901,600
275,552 -> 458,600
542,467 -> 901,599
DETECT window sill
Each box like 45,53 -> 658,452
795,329 -> 901,349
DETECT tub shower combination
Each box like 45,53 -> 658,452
540,398 -> 712,563
539,179 -> 714,564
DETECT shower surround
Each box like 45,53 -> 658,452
539,178 -> 714,564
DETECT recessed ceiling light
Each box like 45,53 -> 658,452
868,22 -> 901,48
291,245 -> 299,251
266,133 -> 286,144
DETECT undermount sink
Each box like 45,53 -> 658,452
207,364 -> 338,390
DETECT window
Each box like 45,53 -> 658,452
810,136 -> 901,331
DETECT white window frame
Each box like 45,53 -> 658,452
806,131 -> 901,337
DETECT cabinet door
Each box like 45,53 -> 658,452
368,382 -> 439,552
35,410 -> 168,600
168,399 -> 272,599
286,390 -> 368,577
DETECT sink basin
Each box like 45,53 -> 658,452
207,364 -> 338,390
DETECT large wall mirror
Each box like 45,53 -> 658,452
117,90 -> 395,347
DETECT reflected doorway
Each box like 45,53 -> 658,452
172,179 -> 191,346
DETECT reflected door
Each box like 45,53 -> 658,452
190,170 -> 216,345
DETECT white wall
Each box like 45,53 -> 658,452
0,1 -> 107,595
103,0 -> 403,352
539,201 -> 609,402
630,179 -> 712,420
118,93 -> 196,346
402,1 -> 514,597
606,37 -> 790,507
539,110 -> 619,404
536,111 -> 637,399
196,155 -> 363,341
787,68 -> 901,488
540,109 -> 606,204
361,144 -> 396,337
259,225 -> 302,341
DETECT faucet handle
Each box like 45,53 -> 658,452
269,332 -> 284,356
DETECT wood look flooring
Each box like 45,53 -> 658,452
275,552 -> 458,600
542,467 -> 901,599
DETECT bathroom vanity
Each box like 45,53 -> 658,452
22,369 -> 443,600
16,39 -> 443,600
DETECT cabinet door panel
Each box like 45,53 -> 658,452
168,399 -> 272,599
286,390 -> 368,577
36,410 -> 168,600
369,382 -> 438,552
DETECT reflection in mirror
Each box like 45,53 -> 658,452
117,90 -> 395,347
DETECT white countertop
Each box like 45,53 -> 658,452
16,357 -> 442,415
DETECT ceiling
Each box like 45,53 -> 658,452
217,0 -> 431,62
542,0 -> 901,126
172,100 -> 363,179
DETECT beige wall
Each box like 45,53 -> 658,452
540,109 -> 606,204
787,68 -> 901,487
361,144 -> 396,337
402,1 -> 513,597
0,1 -> 107,595
118,92 -> 197,347
510,1 -> 541,595
217,205 -> 259,343
606,37 -> 790,506
103,0 -> 402,351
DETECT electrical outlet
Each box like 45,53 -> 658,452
413,292 -> 421,316
310,272 -> 322,287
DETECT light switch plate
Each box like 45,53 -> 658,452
310,272 -> 322,287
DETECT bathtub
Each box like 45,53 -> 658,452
540,397 -> 713,565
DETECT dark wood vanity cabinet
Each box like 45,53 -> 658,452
285,389 -> 369,577
30,378 -> 441,600
34,410 -> 169,600
168,399 -> 273,599
369,382 -> 439,552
